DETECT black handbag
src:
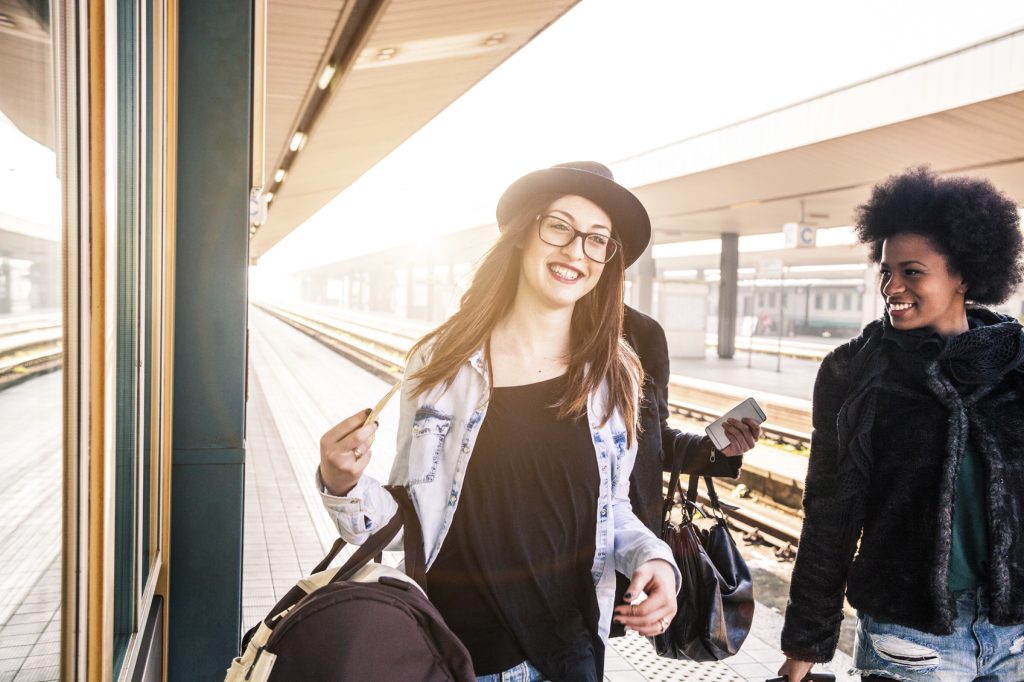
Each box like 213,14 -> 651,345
649,458 -> 755,661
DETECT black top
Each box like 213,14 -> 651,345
426,374 -> 602,680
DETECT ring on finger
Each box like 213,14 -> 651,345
629,604 -> 636,617
352,447 -> 363,460
660,617 -> 670,632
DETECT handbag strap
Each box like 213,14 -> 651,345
686,475 -> 722,509
314,485 -> 427,590
662,440 -> 686,533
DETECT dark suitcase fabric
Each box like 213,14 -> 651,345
227,486 -> 475,682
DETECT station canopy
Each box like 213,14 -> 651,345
252,0 -> 580,259
616,28 -> 1024,247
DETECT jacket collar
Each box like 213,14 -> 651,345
880,306 -> 1012,354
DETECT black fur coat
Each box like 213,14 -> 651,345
781,308 -> 1024,663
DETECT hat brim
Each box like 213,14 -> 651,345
496,167 -> 651,268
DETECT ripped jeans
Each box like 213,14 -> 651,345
852,588 -> 1024,681
475,660 -> 548,682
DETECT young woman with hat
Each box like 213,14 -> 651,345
779,167 -> 1024,681
317,162 -> 679,681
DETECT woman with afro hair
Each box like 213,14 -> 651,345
778,167 -> 1024,682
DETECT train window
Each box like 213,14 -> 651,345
815,293 -> 823,309
768,292 -> 777,309
828,293 -> 838,309
842,294 -> 852,310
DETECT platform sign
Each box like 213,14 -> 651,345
784,222 -> 816,248
249,188 -> 267,226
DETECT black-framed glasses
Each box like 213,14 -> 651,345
535,214 -> 620,264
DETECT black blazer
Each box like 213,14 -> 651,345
609,307 -> 744,638
622,305 -> 742,534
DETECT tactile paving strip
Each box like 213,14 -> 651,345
609,632 -> 744,681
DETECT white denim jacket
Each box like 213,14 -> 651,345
318,345 -> 680,641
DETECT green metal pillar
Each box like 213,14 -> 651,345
170,0 -> 251,677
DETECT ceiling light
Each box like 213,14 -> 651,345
483,33 -> 506,47
317,64 -> 337,89
274,169 -> 286,183
264,192 -> 274,203
289,132 -> 306,151
377,47 -> 397,61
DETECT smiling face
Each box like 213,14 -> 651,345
879,233 -> 969,337
516,194 -> 613,312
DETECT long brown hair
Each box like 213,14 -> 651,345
407,192 -> 644,445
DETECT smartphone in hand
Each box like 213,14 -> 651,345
705,397 -> 766,450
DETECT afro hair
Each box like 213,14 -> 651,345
854,166 -> 1024,305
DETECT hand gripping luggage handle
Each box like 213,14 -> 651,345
311,485 -> 428,590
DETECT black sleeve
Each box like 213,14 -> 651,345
781,349 -> 868,662
663,431 -> 742,478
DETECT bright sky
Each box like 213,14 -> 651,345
0,111 -> 61,239
257,0 -> 1024,275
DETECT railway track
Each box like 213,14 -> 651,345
257,303 -> 810,552
0,324 -> 63,391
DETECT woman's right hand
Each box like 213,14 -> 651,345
777,657 -> 815,682
319,409 -> 378,496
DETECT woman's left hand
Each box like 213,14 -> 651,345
613,559 -> 677,636
719,417 -> 762,457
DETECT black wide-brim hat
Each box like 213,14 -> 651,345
495,161 -> 652,268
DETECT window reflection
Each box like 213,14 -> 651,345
0,2 -> 63,680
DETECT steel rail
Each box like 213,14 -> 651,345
666,400 -> 810,449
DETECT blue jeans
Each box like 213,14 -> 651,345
852,588 -> 1024,681
476,660 -> 548,682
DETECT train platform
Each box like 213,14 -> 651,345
669,351 -> 823,402
242,306 -> 856,681
0,371 -> 60,682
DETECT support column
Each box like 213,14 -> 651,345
860,265 -> 880,328
406,265 -> 415,318
170,0 -> 251,678
426,262 -> 437,322
633,244 -> 656,315
717,233 -> 739,359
